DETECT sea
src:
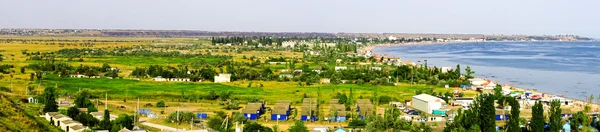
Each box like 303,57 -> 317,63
373,41 -> 600,101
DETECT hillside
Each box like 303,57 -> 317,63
0,92 -> 61,132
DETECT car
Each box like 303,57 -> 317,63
411,111 -> 420,115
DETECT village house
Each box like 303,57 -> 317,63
412,94 -> 446,114
214,74 -> 231,83
271,100 -> 291,121
320,78 -> 331,84
282,41 -> 296,48
334,66 -> 347,71
279,74 -> 294,79
371,67 -> 382,71
152,76 -> 167,82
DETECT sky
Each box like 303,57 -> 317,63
1,0 -> 599,38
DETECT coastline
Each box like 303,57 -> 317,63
363,41 -> 600,112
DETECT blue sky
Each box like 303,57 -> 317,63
1,0 -> 599,38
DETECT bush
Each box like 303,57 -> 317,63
156,100 -> 166,107
379,95 -> 392,104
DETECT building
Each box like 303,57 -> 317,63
320,78 -> 331,84
282,41 -> 296,48
214,74 -> 231,83
441,67 -> 452,73
45,112 -> 88,132
330,104 -> 347,122
301,98 -> 318,121
279,74 -> 294,79
242,103 -> 264,120
412,94 -> 446,114
334,66 -> 347,71
371,67 -> 382,71
356,99 -> 374,119
152,76 -> 167,82
452,98 -> 474,107
313,127 -> 330,132
271,100 -> 291,121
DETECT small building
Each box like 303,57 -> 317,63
313,127 -> 330,132
452,98 -> 474,106
242,103 -> 264,120
320,78 -> 331,84
214,74 -> 231,83
279,74 -> 294,79
371,67 -> 382,71
334,66 -> 347,71
441,67 -> 452,73
336,59 -> 342,63
152,76 -> 167,82
412,94 -> 446,114
356,99 -> 374,119
282,41 -> 296,48
301,98 -> 318,121
61,120 -> 83,132
271,100 -> 291,121
28,97 -> 38,103
330,104 -> 347,122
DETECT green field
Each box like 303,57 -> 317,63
41,74 -> 467,104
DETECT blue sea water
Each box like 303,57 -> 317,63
373,41 -> 600,100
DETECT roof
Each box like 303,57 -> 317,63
330,99 -> 340,104
356,99 -> 371,104
91,112 -> 103,117
330,104 -> 345,111
332,111 -> 347,116
70,125 -> 85,131
413,94 -> 445,103
243,107 -> 260,114
119,127 -> 132,132
303,98 -> 318,103
62,120 -> 81,125
272,108 -> 288,115
301,106 -> 317,116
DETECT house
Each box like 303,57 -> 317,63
412,94 -> 446,114
28,97 -> 38,103
61,120 -> 84,132
70,74 -> 87,78
152,76 -> 167,82
441,67 -> 452,73
330,104 -> 347,122
301,98 -> 318,121
282,41 -> 296,48
313,127 -> 330,132
371,67 -> 382,71
91,112 -> 116,121
320,78 -> 331,84
242,103 -> 264,120
214,74 -> 231,83
336,59 -> 342,63
271,100 -> 290,121
452,98 -> 474,107
483,80 -> 497,90
279,74 -> 294,79
334,66 -> 347,71
356,99 -> 374,119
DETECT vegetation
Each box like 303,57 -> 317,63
530,101 -> 545,132
288,120 -> 309,132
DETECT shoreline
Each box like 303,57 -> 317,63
363,41 -> 600,111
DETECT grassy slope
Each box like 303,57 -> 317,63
0,93 -> 62,132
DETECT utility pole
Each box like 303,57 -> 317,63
105,92 -> 108,110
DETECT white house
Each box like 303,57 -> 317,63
388,36 -> 397,40
313,127 -> 330,132
336,59 -> 342,63
412,94 -> 446,114
335,66 -> 347,71
371,67 -> 382,71
282,41 -> 296,48
214,74 -> 231,83
152,76 -> 167,82
440,67 -> 452,73
483,81 -> 497,90
320,78 -> 331,84
279,74 -> 294,79
452,98 -> 474,107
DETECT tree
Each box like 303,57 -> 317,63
506,97 -> 521,132
156,100 -> 166,107
464,66 -> 475,79
20,67 -> 25,74
530,101 -> 545,132
272,124 -> 279,132
549,100 -> 562,131
493,84 -> 503,99
478,94 -> 496,132
75,112 -> 99,127
74,89 -> 93,108
42,86 -> 59,113
410,122 -> 433,132
67,106 -> 80,118
99,109 -> 111,130
243,122 -> 273,132
288,120 -> 309,132
167,111 -> 195,125
111,114 -> 134,131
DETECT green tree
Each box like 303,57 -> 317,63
478,94 -> 496,132
243,122 -> 273,132
464,66 -> 475,79
99,109 -> 111,130
272,124 -> 279,132
74,89 -> 93,108
493,84 -> 503,99
409,122 -> 433,132
288,120 -> 308,132
42,86 -> 59,113
67,106 -> 80,118
111,114 -> 134,131
74,112 -> 99,127
507,97 -> 521,132
156,100 -> 166,107
20,67 -> 25,74
530,101 -> 545,132
549,100 -> 562,131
